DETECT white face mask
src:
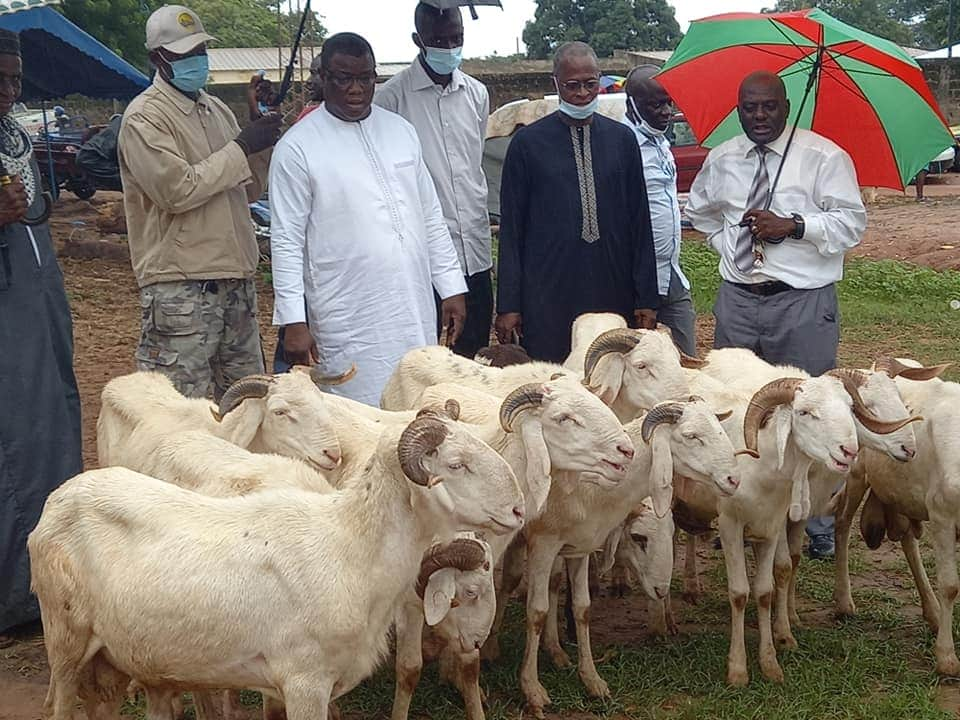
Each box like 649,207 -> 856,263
629,97 -> 666,137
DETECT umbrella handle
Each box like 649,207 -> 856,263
765,44 -> 825,210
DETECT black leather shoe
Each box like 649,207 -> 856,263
807,535 -> 835,560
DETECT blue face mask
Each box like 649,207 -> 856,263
168,54 -> 209,93
424,46 -> 463,75
558,95 -> 599,121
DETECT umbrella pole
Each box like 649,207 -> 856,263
764,45 -> 824,210
41,101 -> 58,202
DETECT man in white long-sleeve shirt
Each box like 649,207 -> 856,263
686,70 -> 866,558
269,32 -> 467,406
374,3 -> 492,358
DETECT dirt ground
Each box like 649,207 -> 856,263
1,178 -> 959,719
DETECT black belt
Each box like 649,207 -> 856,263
730,280 -> 794,296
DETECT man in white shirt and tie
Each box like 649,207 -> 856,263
375,2 -> 493,358
685,70 -> 866,558
622,65 -> 696,356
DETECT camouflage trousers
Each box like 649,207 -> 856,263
135,278 -> 265,399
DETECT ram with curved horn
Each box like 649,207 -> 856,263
516,395 -> 739,716
34,403 -> 524,720
874,355 -> 952,381
825,368 -> 922,435
499,384 -> 546,432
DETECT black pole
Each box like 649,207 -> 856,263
764,45 -> 823,209
276,0 -> 311,106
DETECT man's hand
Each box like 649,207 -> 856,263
283,322 -> 319,366
235,112 -> 283,156
0,176 -> 28,226
440,294 -> 467,347
634,308 -> 657,330
494,312 -> 522,344
741,208 -> 796,243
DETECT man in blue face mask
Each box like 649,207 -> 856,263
118,5 -> 283,400
374,3 -> 491,359
495,41 -> 659,363
622,65 -> 696,357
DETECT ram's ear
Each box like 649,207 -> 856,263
599,526 -> 623,574
520,420 -> 552,514
584,354 -> 624,406
217,400 -> 265,449
423,568 -> 458,626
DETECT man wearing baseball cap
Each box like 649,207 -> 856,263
119,4 -> 282,399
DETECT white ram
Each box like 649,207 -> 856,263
29,412 -> 525,720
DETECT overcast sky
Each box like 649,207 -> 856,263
312,1 -> 771,63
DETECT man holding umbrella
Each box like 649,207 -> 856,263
685,70 -> 866,558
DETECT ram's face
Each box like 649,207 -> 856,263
259,374 -> 342,472
538,376 -> 635,482
668,401 -> 739,496
855,372 -> 917,462
790,377 -> 860,474
419,421 -> 525,535
619,504 -> 674,601
620,334 -> 690,410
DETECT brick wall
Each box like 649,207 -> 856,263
920,58 -> 960,126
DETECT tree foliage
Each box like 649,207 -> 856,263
522,0 -> 682,60
58,0 -> 326,70
763,0 -> 950,49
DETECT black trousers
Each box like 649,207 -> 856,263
435,268 -> 493,359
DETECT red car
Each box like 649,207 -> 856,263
666,113 -> 709,193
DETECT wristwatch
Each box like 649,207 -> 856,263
791,213 -> 805,239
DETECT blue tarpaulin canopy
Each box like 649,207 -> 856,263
0,5 -> 148,100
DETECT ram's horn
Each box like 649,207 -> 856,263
583,329 -> 641,379
826,369 -> 922,435
679,350 -> 707,369
310,363 -> 357,387
875,355 -> 952,381
215,375 -> 274,420
397,416 -> 449,486
417,399 -> 462,422
499,383 -> 545,432
742,378 -> 805,455
414,537 -> 488,598
640,402 -> 686,443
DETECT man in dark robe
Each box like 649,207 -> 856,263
494,41 -> 659,363
0,28 -> 82,633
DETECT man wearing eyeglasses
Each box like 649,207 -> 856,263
495,41 -> 658,363
373,3 -> 492,359
622,65 -> 696,356
269,32 -> 467,407
119,5 -> 282,399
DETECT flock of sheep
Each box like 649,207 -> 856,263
26,312 -> 958,720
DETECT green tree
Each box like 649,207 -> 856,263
763,0 -> 933,47
58,0 -> 326,70
522,0 -> 682,60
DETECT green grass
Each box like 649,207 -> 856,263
681,239 -> 960,379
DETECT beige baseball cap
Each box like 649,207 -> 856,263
145,5 -> 216,54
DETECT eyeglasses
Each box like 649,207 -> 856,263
556,77 -> 600,93
327,72 -> 377,90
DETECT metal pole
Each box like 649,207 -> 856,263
41,100 -> 57,201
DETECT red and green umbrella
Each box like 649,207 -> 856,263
657,9 -> 954,190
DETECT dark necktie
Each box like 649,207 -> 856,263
735,145 -> 770,272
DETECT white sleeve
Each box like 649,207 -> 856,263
416,143 -> 467,299
802,149 -> 866,257
268,138 -> 311,325
685,152 -> 724,250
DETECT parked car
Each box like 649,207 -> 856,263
483,92 -> 709,223
926,144 -> 957,175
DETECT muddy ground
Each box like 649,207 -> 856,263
1,176 -> 959,720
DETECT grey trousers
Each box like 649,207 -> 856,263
714,280 -> 840,539
658,267 -> 697,357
